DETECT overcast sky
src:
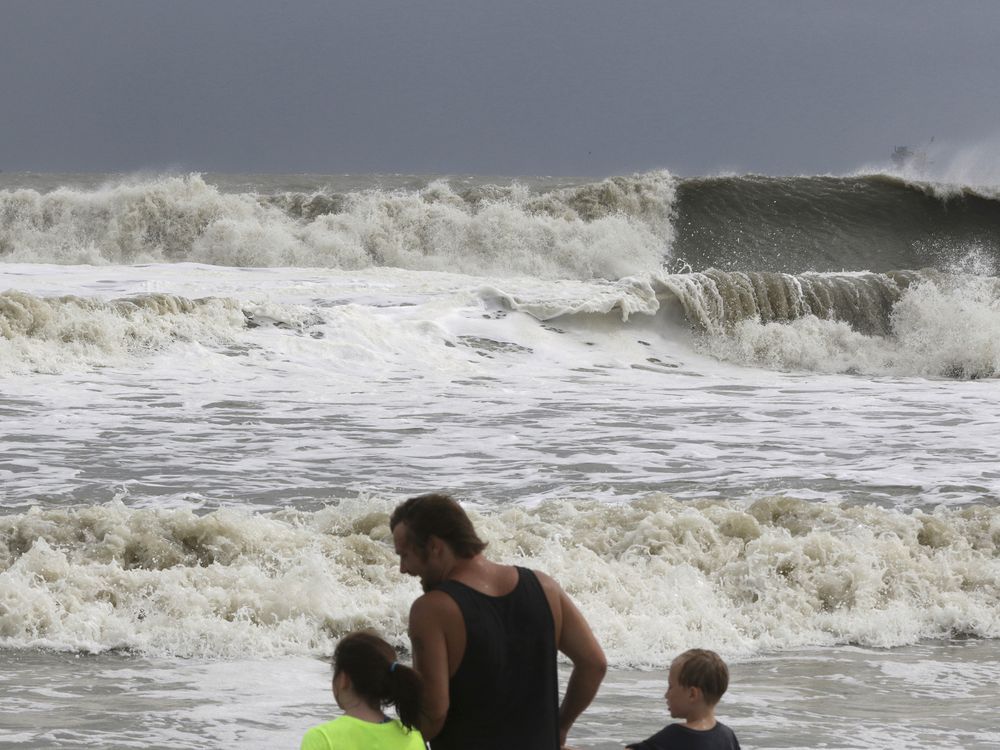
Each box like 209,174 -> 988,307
3,0 -> 1000,177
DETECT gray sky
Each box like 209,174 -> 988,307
3,0 -> 999,177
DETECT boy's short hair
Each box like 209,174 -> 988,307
675,649 -> 730,705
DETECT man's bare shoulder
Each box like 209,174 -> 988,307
526,568 -> 566,620
529,568 -> 561,590
409,589 -> 462,625
528,568 -> 566,596
410,588 -> 455,610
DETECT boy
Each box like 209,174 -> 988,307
625,649 -> 741,750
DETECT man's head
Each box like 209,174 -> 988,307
664,649 -> 730,718
390,493 -> 487,590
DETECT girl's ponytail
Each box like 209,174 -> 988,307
333,631 -> 424,731
385,660 -> 422,730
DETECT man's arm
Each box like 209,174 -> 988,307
536,572 -> 607,748
407,592 -> 453,739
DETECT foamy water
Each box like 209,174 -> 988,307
3,644 -> 998,749
3,495 -> 999,662
2,172 -> 999,749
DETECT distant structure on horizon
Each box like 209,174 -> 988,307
891,137 -> 933,172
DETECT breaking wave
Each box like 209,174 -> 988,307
0,173 -> 675,279
654,271 -> 1000,379
6,170 -> 1000,279
670,173 -> 1000,273
0,290 -> 318,374
489,269 -> 1000,379
1,496 -> 997,664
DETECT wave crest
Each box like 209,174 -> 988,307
0,172 -> 676,279
0,290 -> 250,373
689,273 -> 1000,378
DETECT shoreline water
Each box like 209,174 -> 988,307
2,640 -> 998,749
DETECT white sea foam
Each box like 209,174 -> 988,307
2,264 -> 998,517
857,134 -> 1000,200
9,267 -> 998,380
0,289 -> 324,374
2,497 -> 997,664
907,135 -> 1000,199
0,172 -> 675,279
478,275 -> 661,320
696,274 -> 1000,378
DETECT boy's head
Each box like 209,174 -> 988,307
665,649 -> 730,718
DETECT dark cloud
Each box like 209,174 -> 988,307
3,0 -> 999,176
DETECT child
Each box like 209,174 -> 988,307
625,649 -> 741,750
301,630 -> 426,750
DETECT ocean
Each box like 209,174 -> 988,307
1,170 -> 998,749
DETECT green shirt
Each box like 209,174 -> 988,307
301,715 -> 426,750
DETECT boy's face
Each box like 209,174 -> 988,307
664,658 -> 698,719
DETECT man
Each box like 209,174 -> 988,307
390,493 -> 607,750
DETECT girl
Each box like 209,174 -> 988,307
301,631 -> 426,750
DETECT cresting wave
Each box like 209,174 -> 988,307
485,269 -> 1000,378
655,269 -> 925,336
671,173 -> 1000,273
0,173 -> 675,279
0,290 -> 318,374
4,268 -> 999,379
648,269 -> 1000,378
653,271 -> 1000,378
1,496 -> 997,663
6,170 -> 1000,278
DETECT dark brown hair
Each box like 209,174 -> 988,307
389,493 -> 487,558
675,649 -> 730,706
333,631 -> 423,730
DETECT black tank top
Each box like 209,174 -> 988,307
430,566 -> 559,750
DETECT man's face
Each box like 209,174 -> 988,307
392,522 -> 438,592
